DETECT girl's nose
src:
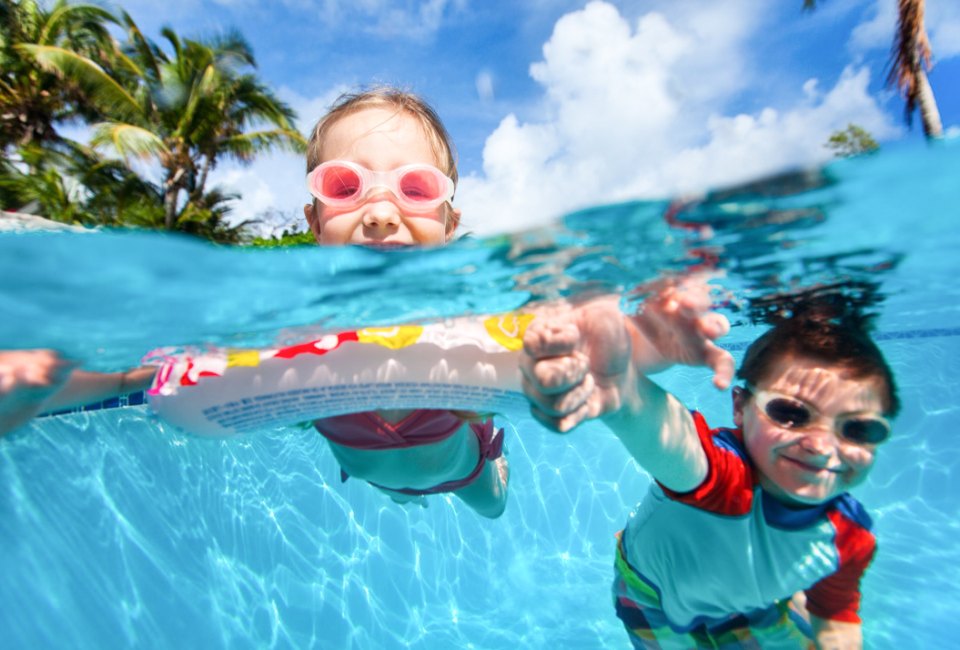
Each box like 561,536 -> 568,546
362,196 -> 402,230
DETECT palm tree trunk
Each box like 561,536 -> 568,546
893,0 -> 943,140
163,165 -> 188,229
914,65 -> 943,138
163,186 -> 179,230
192,155 -> 212,202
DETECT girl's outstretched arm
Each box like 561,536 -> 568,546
1,349 -> 77,436
0,349 -> 155,436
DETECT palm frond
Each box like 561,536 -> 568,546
209,29 -> 256,69
220,128 -> 307,161
16,43 -> 142,121
91,121 -> 168,160
179,63 -> 221,134
38,2 -> 116,46
120,10 -> 163,81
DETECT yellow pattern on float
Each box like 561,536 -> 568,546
483,313 -> 535,351
357,325 -> 425,349
226,350 -> 261,367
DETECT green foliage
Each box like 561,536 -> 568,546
0,0 -> 121,150
825,124 -> 880,158
247,230 -> 317,248
1,2 -> 306,242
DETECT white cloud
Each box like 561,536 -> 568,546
456,1 -> 898,235
210,152 -> 305,234
929,1 -> 960,59
849,0 -> 893,52
657,67 -> 898,196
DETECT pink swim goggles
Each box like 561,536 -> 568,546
307,160 -> 455,212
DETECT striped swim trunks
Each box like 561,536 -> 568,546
612,535 -> 814,649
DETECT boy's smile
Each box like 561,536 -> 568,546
734,356 -> 886,506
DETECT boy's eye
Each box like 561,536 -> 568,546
764,398 -> 812,428
841,418 -> 890,445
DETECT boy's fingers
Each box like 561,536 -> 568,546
519,352 -> 589,395
522,321 -> 580,359
698,312 -> 730,340
529,399 -> 592,434
529,405 -> 567,433
521,372 -> 594,417
706,344 -> 736,390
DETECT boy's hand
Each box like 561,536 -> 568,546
521,297 -> 634,433
521,277 -> 734,433
629,276 -> 735,389
0,349 -> 77,436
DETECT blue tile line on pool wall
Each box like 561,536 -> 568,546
42,389 -> 147,417
39,326 -> 960,416
722,326 -> 960,351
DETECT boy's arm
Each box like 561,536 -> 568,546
810,616 -> 862,650
521,277 -> 734,492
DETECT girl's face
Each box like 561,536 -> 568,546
304,107 -> 459,247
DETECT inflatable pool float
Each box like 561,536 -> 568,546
146,313 -> 535,436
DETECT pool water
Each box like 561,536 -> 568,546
1,138 -> 958,648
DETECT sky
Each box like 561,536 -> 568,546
108,0 -> 960,236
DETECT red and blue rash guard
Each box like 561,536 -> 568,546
618,412 -> 876,631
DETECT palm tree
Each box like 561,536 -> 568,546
0,0 -> 121,152
887,0 -> 942,137
804,0 -> 943,138
99,19 -> 307,230
24,14 -> 307,231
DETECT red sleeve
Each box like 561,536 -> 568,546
804,509 -> 877,623
658,412 -> 755,516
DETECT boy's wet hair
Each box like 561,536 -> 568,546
306,87 -> 458,186
737,293 -> 900,416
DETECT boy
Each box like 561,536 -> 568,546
521,278 -> 897,648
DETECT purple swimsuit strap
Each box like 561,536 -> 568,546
368,418 -> 504,496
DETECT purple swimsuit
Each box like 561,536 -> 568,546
313,409 -> 504,495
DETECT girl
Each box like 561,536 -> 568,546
301,89 -> 509,517
0,88 -> 510,519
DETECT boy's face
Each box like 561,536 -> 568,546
303,107 -> 459,247
733,355 -> 886,506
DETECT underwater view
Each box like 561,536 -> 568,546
1,138 -> 958,648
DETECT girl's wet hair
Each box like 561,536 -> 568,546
737,290 -> 901,416
305,87 -> 458,186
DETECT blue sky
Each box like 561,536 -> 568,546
110,0 -> 960,235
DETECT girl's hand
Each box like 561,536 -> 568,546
0,349 -> 78,436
